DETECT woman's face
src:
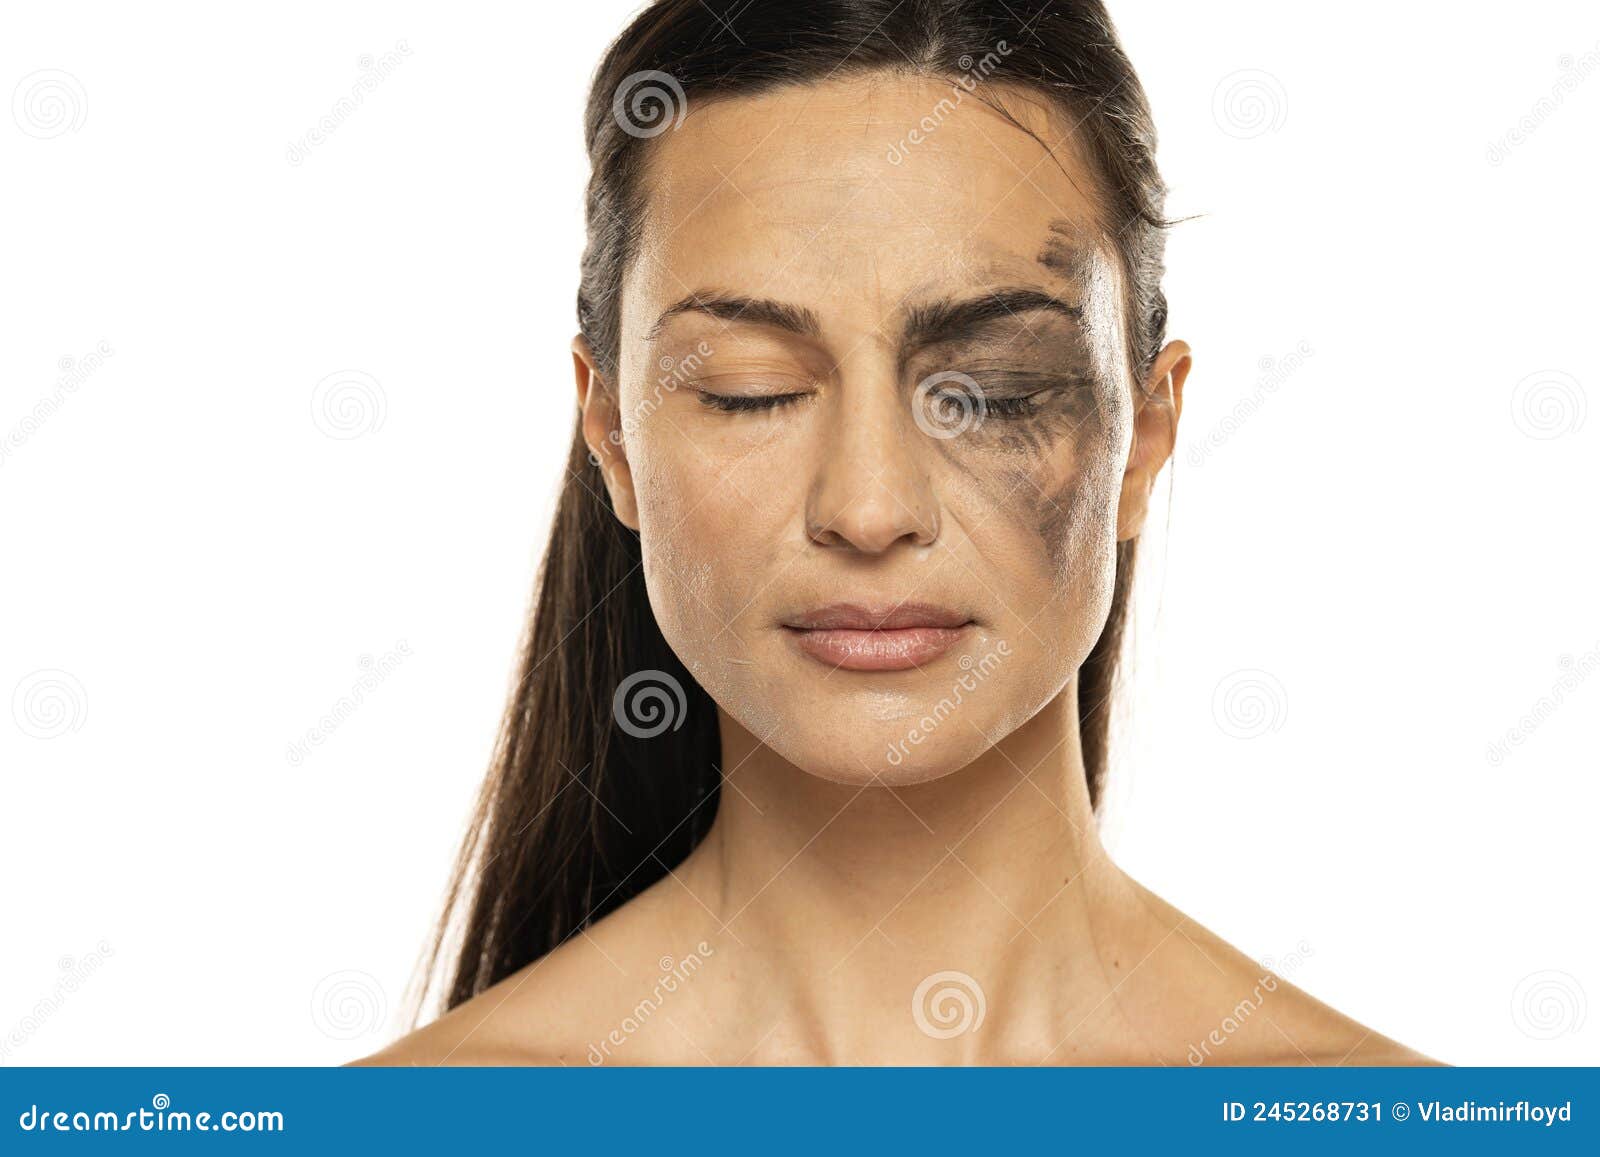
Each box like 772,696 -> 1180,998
583,72 -> 1180,787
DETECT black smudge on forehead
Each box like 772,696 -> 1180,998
1036,218 -> 1096,283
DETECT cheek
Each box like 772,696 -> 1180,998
1024,398 -> 1129,588
630,440 -> 777,669
636,463 -> 725,642
945,384 -> 1130,634
632,447 -> 797,741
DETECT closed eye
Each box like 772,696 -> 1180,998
695,390 -> 810,413
936,373 -> 1090,419
981,392 -> 1049,418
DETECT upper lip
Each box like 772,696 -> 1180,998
782,601 -> 974,631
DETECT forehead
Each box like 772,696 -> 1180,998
622,72 -> 1110,327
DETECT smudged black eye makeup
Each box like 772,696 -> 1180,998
927,374 -> 1087,420
688,364 -> 1096,426
657,277 -> 1111,437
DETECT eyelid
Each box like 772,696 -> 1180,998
678,371 -> 816,412
945,371 -> 1089,392
694,389 -> 809,414
684,375 -> 811,389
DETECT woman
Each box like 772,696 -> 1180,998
359,0 -> 1435,1066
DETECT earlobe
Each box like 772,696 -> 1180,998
570,334 -> 641,532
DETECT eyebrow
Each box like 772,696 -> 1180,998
899,287 -> 1083,351
644,290 -> 823,342
646,285 -> 1081,351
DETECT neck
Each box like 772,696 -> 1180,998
679,678 -> 1140,1063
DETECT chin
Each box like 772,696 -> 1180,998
773,732 -> 988,789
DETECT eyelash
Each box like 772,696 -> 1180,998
693,380 -> 1073,417
932,379 -> 1068,419
952,390 -> 1046,419
696,390 -> 809,413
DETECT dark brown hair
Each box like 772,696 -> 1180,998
418,0 -> 1171,1016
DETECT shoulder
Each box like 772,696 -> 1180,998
350,878 -> 723,1067
344,955 -> 613,1066
347,1020 -> 569,1067
344,954 -> 634,1067
1312,1037 -> 1447,1067
1238,1037 -> 1446,1068
1116,876 -> 1441,1067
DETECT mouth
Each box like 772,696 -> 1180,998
780,602 -> 975,673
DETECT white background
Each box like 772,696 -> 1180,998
2,1 -> 1596,1066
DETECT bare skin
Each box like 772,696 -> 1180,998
356,73 -> 1436,1067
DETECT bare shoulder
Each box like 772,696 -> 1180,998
1316,1035 -> 1446,1067
347,1030 -> 564,1067
346,955 -> 627,1067
1116,876 -> 1443,1067
349,877 -> 718,1067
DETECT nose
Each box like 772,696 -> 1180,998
803,365 -> 941,553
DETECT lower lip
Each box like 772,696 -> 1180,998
785,624 -> 972,672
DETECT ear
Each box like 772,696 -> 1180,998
572,334 -> 641,531
1116,339 -> 1191,541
